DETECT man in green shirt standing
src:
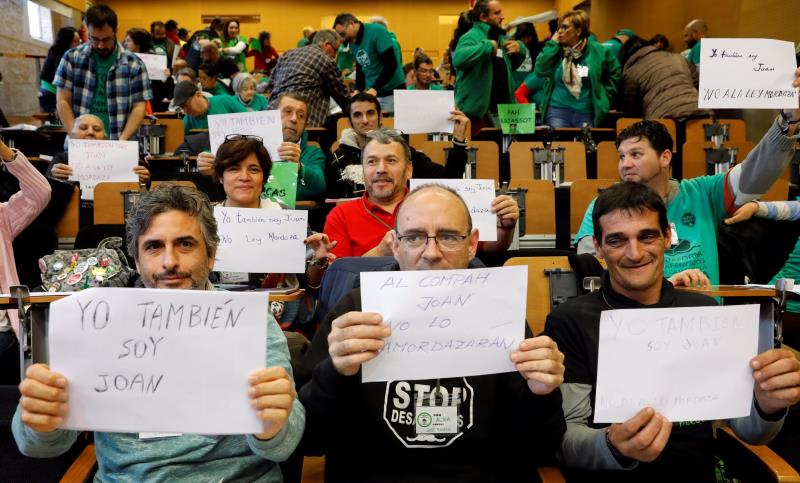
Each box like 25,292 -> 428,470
452,0 -> 527,136
407,54 -> 444,90
173,81 -> 248,134
333,13 -> 405,114
54,4 -> 151,140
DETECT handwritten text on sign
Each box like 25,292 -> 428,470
594,304 -> 759,423
393,89 -> 455,134
699,38 -> 798,109
214,207 -> 308,273
134,53 -> 167,81
409,179 -> 498,241
208,110 -> 283,160
68,139 -> 138,201
360,266 -> 527,382
49,288 -> 268,434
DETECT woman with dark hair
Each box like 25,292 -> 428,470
246,31 -> 279,74
448,11 -> 473,58
512,22 -> 542,87
534,10 -> 620,128
39,26 -> 79,112
211,136 -> 334,330
649,33 -> 670,51
123,28 -> 153,54
620,35 -> 707,120
222,19 -> 248,72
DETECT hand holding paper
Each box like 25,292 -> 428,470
607,407 -> 672,463
751,348 -> 800,415
328,311 -> 391,376
18,363 -> 69,433
248,366 -> 297,440
510,336 -> 565,395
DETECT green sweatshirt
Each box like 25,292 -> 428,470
296,130 -> 326,201
452,21 -> 526,118
533,38 -> 621,127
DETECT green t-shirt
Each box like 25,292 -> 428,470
549,58 -> 593,114
688,40 -> 701,65
225,35 -> 248,70
351,23 -> 405,94
576,175 -> 728,285
337,44 -> 354,72
207,82 -> 230,96
90,50 -> 116,135
297,37 -> 311,48
182,95 -> 249,134
152,40 -> 168,57
407,83 -> 444,91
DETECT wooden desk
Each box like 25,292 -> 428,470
677,285 -> 778,298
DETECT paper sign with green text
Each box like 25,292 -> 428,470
263,162 -> 298,208
497,104 -> 535,134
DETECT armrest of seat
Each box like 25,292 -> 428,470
59,443 -> 96,483
718,427 -> 800,483
536,465 -> 566,483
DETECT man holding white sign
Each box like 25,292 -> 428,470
576,68 -> 800,287
324,128 -> 519,258
546,182 -> 800,482
13,185 -> 304,481
302,184 -> 566,482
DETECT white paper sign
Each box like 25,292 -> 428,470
594,304 -> 760,423
410,179 -> 498,242
68,139 -> 138,201
699,38 -> 799,109
208,110 -> 283,160
393,90 -> 455,134
135,53 -> 168,81
360,266 -> 527,382
214,206 -> 308,273
49,288 -> 269,434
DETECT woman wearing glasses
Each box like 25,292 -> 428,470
212,135 -> 334,330
533,10 -> 621,128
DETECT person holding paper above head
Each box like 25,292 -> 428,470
544,182 -> 800,482
13,184 -> 305,480
301,184 -> 566,482
532,9 -> 621,129
327,92 -> 469,199
324,128 -> 518,258
575,72 -> 800,286
210,136 -> 335,326
46,113 -> 151,185
452,0 -> 527,136
54,4 -> 152,141
173,80 -> 248,135
0,139 -> 51,385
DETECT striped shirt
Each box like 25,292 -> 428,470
54,43 -> 153,140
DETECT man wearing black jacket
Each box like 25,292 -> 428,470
327,92 -> 469,200
544,182 -> 800,482
301,184 -> 566,482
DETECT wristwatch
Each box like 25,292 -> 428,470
308,257 -> 329,268
778,109 -> 800,135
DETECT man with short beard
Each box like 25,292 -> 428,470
54,4 -> 151,141
323,129 -> 519,258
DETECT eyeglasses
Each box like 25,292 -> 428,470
396,232 -> 470,250
224,134 -> 263,143
557,24 -> 573,31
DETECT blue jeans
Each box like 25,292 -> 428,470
545,106 -> 594,129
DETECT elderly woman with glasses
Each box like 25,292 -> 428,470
533,10 -> 621,128
211,135 -> 334,330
